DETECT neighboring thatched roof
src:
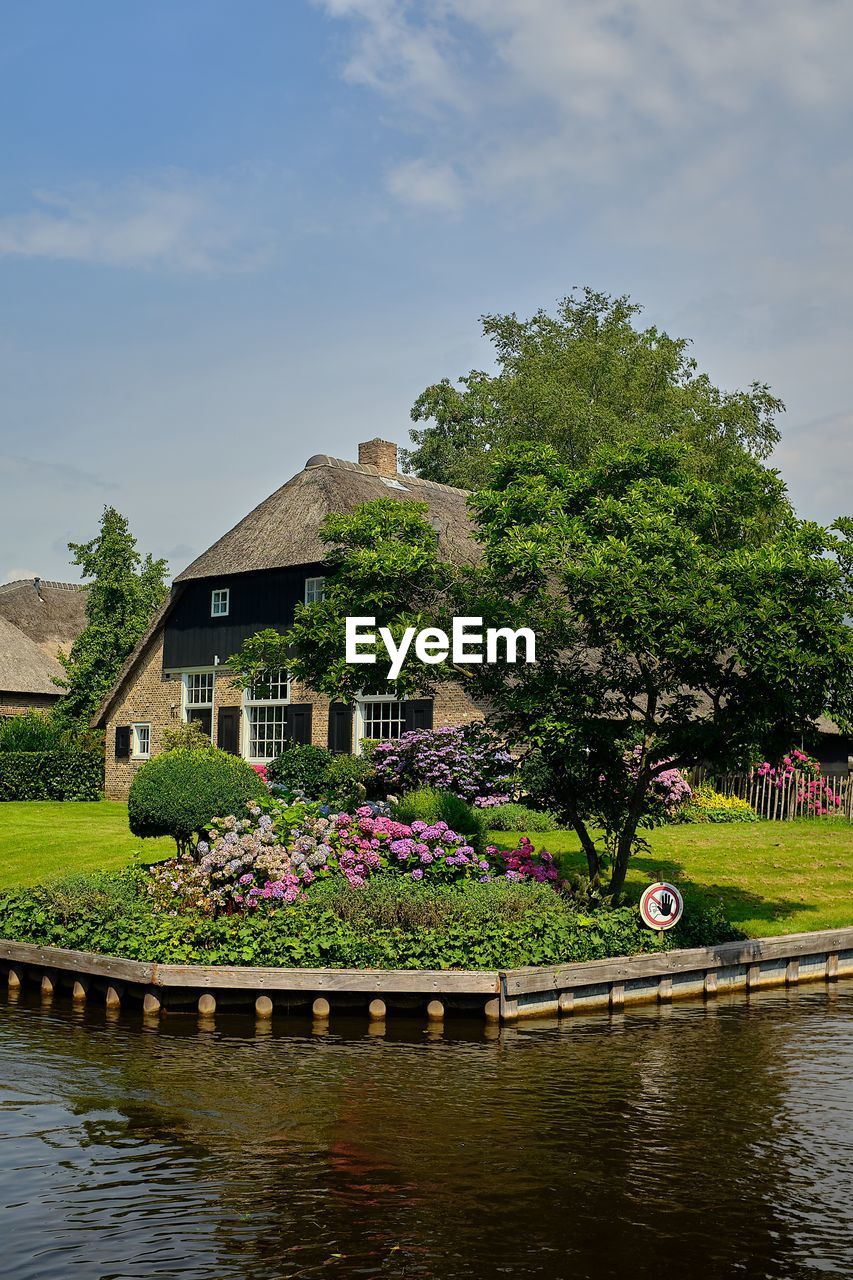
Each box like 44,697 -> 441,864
0,579 -> 88,658
174,455 -> 479,582
0,615 -> 65,697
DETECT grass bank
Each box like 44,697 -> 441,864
491,819 -> 853,937
0,801 -> 172,889
1,802 -> 851,940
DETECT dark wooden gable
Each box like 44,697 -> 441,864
162,564 -> 325,670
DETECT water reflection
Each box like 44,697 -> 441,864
2,985 -> 853,1278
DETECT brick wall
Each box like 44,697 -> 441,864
103,628 -> 488,799
0,692 -> 61,717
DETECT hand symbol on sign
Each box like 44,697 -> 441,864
657,891 -> 674,918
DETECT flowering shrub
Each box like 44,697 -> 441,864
618,747 -> 692,825
756,749 -> 842,816
372,724 -> 513,803
147,798 -> 338,915
332,810 -> 493,887
495,836 -> 559,884
147,796 -> 499,914
683,786 -> 757,823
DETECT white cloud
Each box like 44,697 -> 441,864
0,175 -> 259,272
386,158 -> 463,211
316,0 -> 853,207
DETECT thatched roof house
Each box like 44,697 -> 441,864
93,440 -> 486,798
0,579 -> 87,714
174,448 -> 479,582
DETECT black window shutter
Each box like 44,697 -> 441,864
286,703 -> 313,746
115,726 -> 131,759
217,707 -> 241,755
404,699 -> 434,732
327,702 -> 353,754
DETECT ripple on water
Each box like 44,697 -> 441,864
1,984 -> 853,1278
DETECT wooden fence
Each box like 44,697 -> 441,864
687,767 -> 853,821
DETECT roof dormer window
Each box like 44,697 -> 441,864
305,576 -> 326,604
211,588 -> 230,618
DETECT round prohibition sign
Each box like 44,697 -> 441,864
639,881 -> 684,931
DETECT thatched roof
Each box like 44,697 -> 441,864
0,615 -> 65,697
174,454 -> 479,582
0,579 -> 87,658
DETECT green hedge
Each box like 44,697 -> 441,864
0,749 -> 103,801
0,871 -> 742,969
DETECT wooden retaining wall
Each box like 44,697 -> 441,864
2,926 -> 853,1025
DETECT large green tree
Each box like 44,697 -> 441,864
54,507 -> 168,729
239,443 -> 853,896
404,289 -> 784,495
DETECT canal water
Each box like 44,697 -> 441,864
2,985 -> 853,1279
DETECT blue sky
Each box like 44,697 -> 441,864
2,0 -> 851,583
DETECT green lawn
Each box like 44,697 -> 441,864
0,801 -> 172,889
1,802 -> 852,938
492,820 -> 853,936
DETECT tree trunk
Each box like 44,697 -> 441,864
571,819 -> 601,881
608,824 -> 638,897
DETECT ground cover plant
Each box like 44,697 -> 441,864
1,803 -> 851,940
0,869 -> 738,969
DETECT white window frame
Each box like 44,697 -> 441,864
244,668 -> 291,763
211,587 -> 230,617
180,669 -> 215,736
131,722 -> 151,759
355,696 -> 406,752
304,576 -> 326,604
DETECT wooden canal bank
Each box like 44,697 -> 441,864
2,925 -> 853,1025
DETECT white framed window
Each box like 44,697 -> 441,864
249,668 -> 289,702
131,723 -> 151,759
211,588 -> 230,617
184,670 -> 214,737
304,576 -> 326,604
245,668 -> 290,761
357,698 -> 405,745
248,704 -> 288,761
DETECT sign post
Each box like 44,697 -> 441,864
639,881 -> 684,944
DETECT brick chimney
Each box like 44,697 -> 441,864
358,438 -> 398,476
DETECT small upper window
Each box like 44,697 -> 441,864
131,723 -> 151,759
211,588 -> 230,617
304,577 -> 326,604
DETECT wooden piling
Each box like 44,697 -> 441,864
72,978 -> 88,1003
426,999 -> 445,1022
312,997 -> 330,1019
40,972 -> 55,1000
7,965 -> 22,992
198,993 -> 216,1017
142,989 -> 162,1016
255,994 -> 274,1019
368,998 -> 386,1020
484,997 -> 501,1022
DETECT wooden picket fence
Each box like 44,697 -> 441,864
687,767 -> 853,822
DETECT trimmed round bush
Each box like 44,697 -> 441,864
393,787 -> 487,853
128,748 -> 267,850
